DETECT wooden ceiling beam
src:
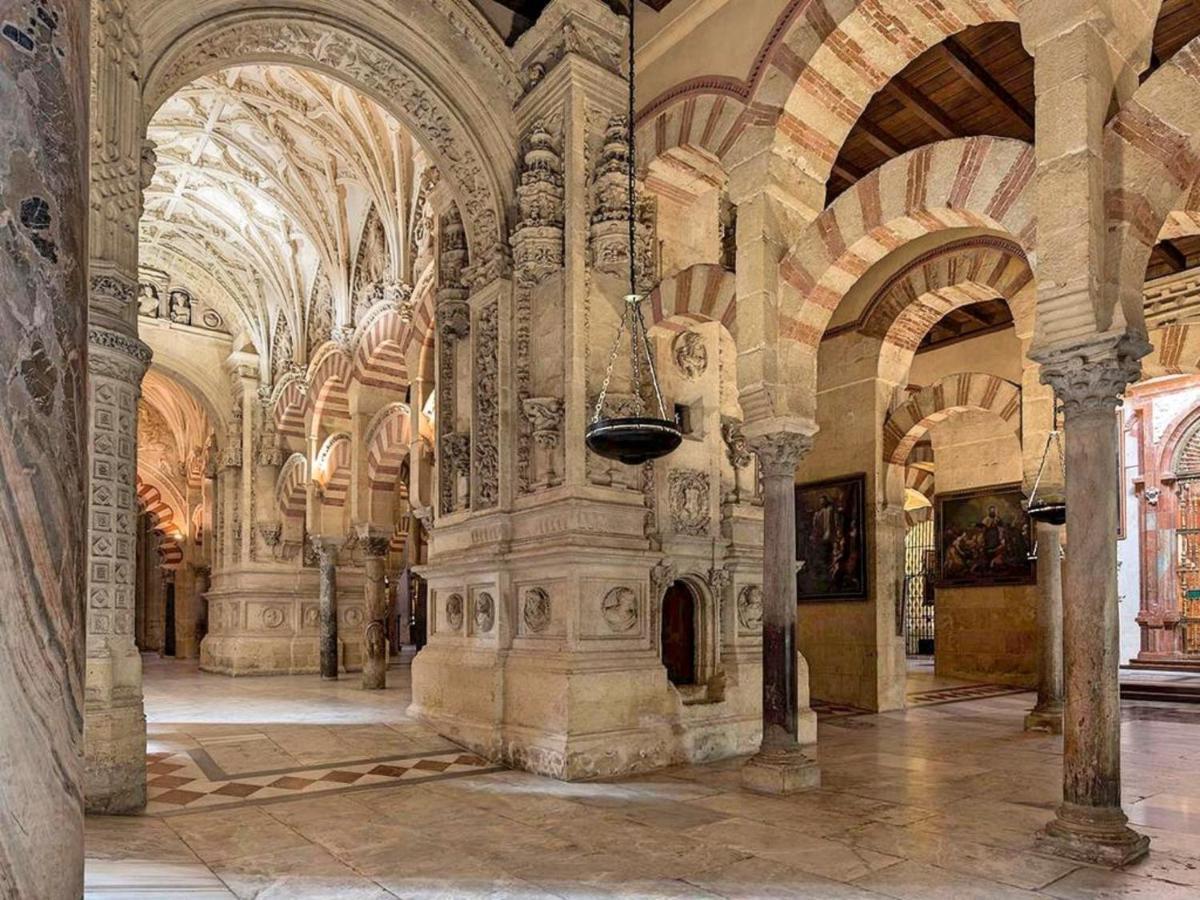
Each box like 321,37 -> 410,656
832,158 -> 865,185
1159,238 -> 1190,273
857,118 -> 907,160
939,38 -> 1034,139
884,76 -> 958,139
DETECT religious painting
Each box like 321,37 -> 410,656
936,485 -> 1035,588
795,474 -> 868,601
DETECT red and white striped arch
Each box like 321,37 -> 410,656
883,372 -> 1021,467
314,432 -> 352,508
276,453 -> 308,522
137,479 -> 183,567
272,373 -> 309,442
354,305 -> 411,391
646,264 -> 737,336
904,465 -> 936,527
365,403 -> 413,492
308,344 -> 353,428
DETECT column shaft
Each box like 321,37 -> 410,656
360,532 -> 391,690
0,3 -> 90,894
315,540 -> 339,679
1027,522 -> 1064,732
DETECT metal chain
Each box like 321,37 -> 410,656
592,299 -> 632,423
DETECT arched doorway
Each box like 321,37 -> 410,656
661,581 -> 697,686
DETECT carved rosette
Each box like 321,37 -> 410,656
750,432 -> 814,480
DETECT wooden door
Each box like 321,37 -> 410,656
661,582 -> 696,685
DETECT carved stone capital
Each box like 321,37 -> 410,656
308,535 -> 341,568
749,432 -> 814,479
88,325 -> 152,383
1035,334 -> 1150,420
355,523 -> 392,559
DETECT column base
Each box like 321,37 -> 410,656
741,747 -> 820,795
1038,802 -> 1150,866
84,703 -> 147,814
1024,703 -> 1063,734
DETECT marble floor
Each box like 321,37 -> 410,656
84,657 -> 1200,899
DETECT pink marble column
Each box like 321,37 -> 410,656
741,431 -> 820,794
1026,522 -> 1064,733
1038,347 -> 1149,865
0,2 -> 90,896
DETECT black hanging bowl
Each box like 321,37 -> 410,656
586,416 -> 682,465
1027,500 -> 1067,526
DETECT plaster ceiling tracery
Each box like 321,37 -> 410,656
142,65 -> 422,375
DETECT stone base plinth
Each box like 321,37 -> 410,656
1024,705 -> 1064,734
201,567 -> 365,675
1038,803 -> 1150,866
84,702 -> 147,814
741,748 -> 821,794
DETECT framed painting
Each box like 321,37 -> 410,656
936,484 -> 1036,588
795,474 -> 868,601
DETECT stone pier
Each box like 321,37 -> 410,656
741,429 -> 821,794
0,2 -> 90,895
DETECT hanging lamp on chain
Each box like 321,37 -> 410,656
1025,402 -> 1067,527
584,0 -> 682,466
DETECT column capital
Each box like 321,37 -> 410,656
748,430 -> 815,479
88,325 -> 151,383
308,535 -> 342,567
354,523 -> 392,558
1033,332 -> 1149,419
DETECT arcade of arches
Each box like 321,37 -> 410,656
6,0 -> 1200,897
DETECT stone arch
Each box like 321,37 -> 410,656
314,432 -> 352,508
276,453 -> 308,524
137,479 -> 183,566
1160,401 -> 1200,478
646,264 -> 737,337
905,465 -> 936,527
733,0 -> 1019,185
140,4 -> 515,263
365,403 -> 414,524
272,373 -> 308,442
883,373 -> 1022,468
750,138 -> 1034,423
1103,36 -> 1200,345
354,304 -> 412,391
653,573 -> 720,694
307,343 -> 353,429
635,94 -> 745,175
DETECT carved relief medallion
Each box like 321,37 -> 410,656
445,593 -> 465,631
302,605 -> 320,629
345,607 -> 364,627
737,585 -> 764,632
672,330 -> 708,379
601,586 -> 639,633
522,587 -> 551,634
474,592 -> 495,634
261,605 -> 285,629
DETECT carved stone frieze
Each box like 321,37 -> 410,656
473,300 -> 500,509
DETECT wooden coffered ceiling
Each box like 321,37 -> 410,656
918,299 -> 1014,352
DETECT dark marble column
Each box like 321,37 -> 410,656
1026,522 -> 1064,733
0,2 -> 90,896
741,430 -> 820,794
358,525 -> 392,690
1038,345 -> 1149,865
313,537 -> 340,679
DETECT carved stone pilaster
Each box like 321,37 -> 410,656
589,116 -> 655,288
85,324 -> 152,815
473,300 -> 500,509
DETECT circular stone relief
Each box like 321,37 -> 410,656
474,592 -> 495,633
201,309 -> 223,329
345,607 -> 364,627
737,585 -> 764,632
445,593 -> 465,631
261,606 -> 285,629
522,587 -> 551,634
601,586 -> 638,633
302,606 -> 320,629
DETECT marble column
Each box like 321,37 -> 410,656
85,326 -> 152,814
358,525 -> 391,689
0,3 -> 90,895
741,431 -> 821,794
1037,348 -> 1149,865
313,537 -> 340,679
1026,522 -> 1064,733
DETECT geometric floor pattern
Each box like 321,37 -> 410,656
812,681 -> 1031,719
146,747 -> 499,816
